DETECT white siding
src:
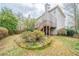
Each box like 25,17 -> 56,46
50,8 -> 65,30
56,9 -> 65,30
49,8 -> 65,34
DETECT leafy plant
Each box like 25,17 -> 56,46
21,31 -> 36,43
21,30 -> 45,43
33,30 -> 45,41
66,29 -> 76,36
24,19 -> 37,31
18,30 -> 52,49
0,7 -> 18,34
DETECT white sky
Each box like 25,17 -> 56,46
0,3 -> 64,18
0,0 -> 79,3
0,0 -> 79,18
19,3 -> 63,18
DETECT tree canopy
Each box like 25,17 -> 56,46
0,7 -> 18,34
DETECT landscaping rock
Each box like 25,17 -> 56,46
0,27 -> 8,39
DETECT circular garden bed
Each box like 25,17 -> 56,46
15,30 -> 52,50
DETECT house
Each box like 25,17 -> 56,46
35,4 -> 75,35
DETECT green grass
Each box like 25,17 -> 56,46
57,36 -> 79,50
52,36 -> 79,55
0,35 -> 79,56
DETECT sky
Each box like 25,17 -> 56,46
0,3 -> 63,18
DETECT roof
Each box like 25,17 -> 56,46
37,5 -> 65,20
49,5 -> 65,17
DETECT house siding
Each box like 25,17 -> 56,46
35,6 -> 67,35
50,8 -> 65,35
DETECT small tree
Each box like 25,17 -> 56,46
24,18 -> 37,31
64,3 -> 79,33
0,7 -> 18,34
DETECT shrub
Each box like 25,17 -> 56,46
66,29 -> 76,36
0,27 -> 8,39
21,30 -> 45,43
17,30 -> 52,49
57,28 -> 67,36
33,30 -> 45,41
24,19 -> 37,32
0,8 -> 18,34
21,31 -> 36,43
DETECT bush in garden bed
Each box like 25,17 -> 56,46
33,30 -> 45,42
21,31 -> 36,43
15,30 -> 52,49
21,30 -> 45,43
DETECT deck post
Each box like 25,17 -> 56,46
49,26 -> 50,36
43,27 -> 44,34
46,26 -> 47,36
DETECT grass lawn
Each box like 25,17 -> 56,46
0,34 -> 79,56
